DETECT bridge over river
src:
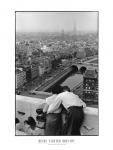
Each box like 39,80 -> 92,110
31,57 -> 98,94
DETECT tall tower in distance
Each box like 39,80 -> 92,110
73,21 -> 77,35
61,29 -> 65,36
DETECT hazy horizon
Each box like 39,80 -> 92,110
16,12 -> 98,33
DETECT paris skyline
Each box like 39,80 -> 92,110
16,12 -> 98,33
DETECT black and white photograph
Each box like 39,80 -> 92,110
1,0 -> 113,149
15,11 -> 99,136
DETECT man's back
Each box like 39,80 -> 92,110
47,91 -> 86,113
56,91 -> 86,109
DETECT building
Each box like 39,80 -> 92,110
16,68 -> 26,89
38,56 -> 52,76
24,66 -> 32,82
31,64 -> 39,79
38,65 -> 45,76
76,48 -> 86,59
83,68 -> 98,102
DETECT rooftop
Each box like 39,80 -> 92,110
84,69 -> 98,78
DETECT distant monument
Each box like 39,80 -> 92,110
61,29 -> 65,36
73,21 -> 77,35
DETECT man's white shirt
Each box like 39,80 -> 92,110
48,91 -> 86,113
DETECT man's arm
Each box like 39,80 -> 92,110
43,103 -> 49,113
79,98 -> 86,108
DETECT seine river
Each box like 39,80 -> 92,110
61,73 -> 83,90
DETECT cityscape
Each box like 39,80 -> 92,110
16,12 -> 98,136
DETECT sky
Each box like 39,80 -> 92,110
16,12 -> 98,32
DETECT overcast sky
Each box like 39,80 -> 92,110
16,12 -> 98,32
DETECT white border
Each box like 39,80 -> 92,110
0,0 -> 113,149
